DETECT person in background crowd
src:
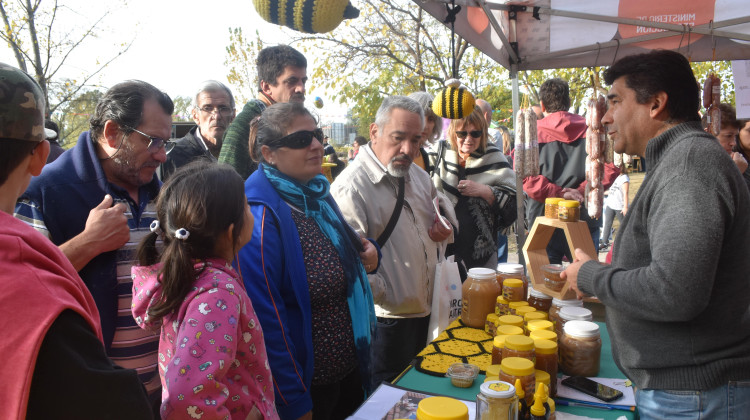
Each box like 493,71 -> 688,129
736,118 -> 750,192
132,162 -> 278,420
44,119 -> 65,163
429,106 -> 516,270
524,78 -> 619,263
348,136 -> 365,162
239,102 -> 378,420
331,96 -> 452,389
531,104 -> 544,120
598,161 -> 629,251
15,79 -> 174,415
563,50 -> 750,419
408,91 -> 443,173
476,99 -> 502,147
702,103 -> 748,175
0,62 -> 153,420
159,80 -> 236,181
219,45 -> 307,179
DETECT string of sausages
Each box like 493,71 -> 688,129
703,74 -> 721,137
585,95 -> 609,219
514,108 -> 539,178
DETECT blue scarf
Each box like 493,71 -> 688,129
262,164 -> 377,390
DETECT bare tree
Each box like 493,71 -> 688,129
0,0 -> 131,116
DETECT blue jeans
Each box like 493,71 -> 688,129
636,382 -> 750,419
497,232 -> 508,263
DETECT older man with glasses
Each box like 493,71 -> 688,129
159,80 -> 236,181
15,79 -> 174,417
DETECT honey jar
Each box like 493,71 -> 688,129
524,312 -> 548,333
560,320 -> 601,377
508,301 -> 529,316
527,287 -> 553,312
497,263 -> 527,301
529,329 -> 558,343
540,263 -> 565,292
486,314 -> 499,336
495,296 -> 510,316
501,335 -> 535,363
417,396 -> 469,420
499,357 -> 536,405
558,200 -> 580,222
496,325 -> 524,337
549,298 -> 584,337
533,339 -> 558,397
526,320 -> 554,336
497,314 -> 524,328
492,335 -> 507,365
485,364 -> 502,381
544,197 -> 564,219
502,278 -> 525,302
462,268 -> 502,328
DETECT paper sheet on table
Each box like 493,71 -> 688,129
347,382 -> 476,420
557,376 -> 636,407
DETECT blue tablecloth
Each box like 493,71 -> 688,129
395,321 -> 636,419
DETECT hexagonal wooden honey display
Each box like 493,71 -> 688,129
522,217 -> 598,299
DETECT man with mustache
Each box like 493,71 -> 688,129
16,80 -> 174,416
220,45 -> 307,179
159,80 -> 236,181
331,96 -> 453,389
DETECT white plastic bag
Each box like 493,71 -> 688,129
427,253 -> 462,344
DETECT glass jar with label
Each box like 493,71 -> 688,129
462,268 -> 502,328
497,263 -> 528,301
544,197 -> 564,219
417,396 -> 469,420
495,296 -> 509,316
502,278 -> 525,302
497,314 -> 524,329
558,200 -> 580,222
549,298 -> 584,337
540,263 -> 565,292
485,313 -> 499,336
501,335 -> 535,363
476,381 -> 518,420
492,335 -> 507,365
508,301 -> 529,316
560,320 -> 601,377
499,357 -> 536,405
533,339 -> 558,397
527,287 -> 553,312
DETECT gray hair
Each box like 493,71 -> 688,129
475,98 -> 492,118
408,91 -> 442,143
194,80 -> 235,109
375,95 -> 425,132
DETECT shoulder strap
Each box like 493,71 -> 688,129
376,176 -> 405,247
430,141 -> 446,178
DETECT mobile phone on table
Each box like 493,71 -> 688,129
561,376 -> 624,402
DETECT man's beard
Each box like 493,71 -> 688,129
387,154 -> 412,177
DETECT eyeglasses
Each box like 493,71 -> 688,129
267,129 -> 324,149
124,126 -> 175,153
456,130 -> 483,139
197,105 -> 234,117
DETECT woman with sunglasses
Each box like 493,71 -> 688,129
429,106 -> 517,270
237,102 -> 378,420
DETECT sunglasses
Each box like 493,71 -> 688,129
267,129 -> 324,149
124,126 -> 175,153
456,130 -> 483,139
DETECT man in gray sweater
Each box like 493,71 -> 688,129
563,50 -> 750,418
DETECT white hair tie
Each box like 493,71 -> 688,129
149,220 -> 161,233
174,228 -> 190,240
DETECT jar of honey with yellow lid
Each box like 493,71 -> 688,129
529,329 -> 558,343
527,320 -> 554,335
499,357 -> 536,405
533,339 -> 558,396
544,197 -> 564,218
514,306 -> 537,321
502,278 -> 525,302
417,396 -> 469,420
501,335 -> 535,363
497,314 -> 524,328
508,301 -> 529,315
558,200 -> 580,222
496,325 -> 524,337
524,311 -> 548,324
492,335 -> 507,365
486,313 -> 499,336
495,296 -> 509,316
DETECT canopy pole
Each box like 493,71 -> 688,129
511,66 -> 526,268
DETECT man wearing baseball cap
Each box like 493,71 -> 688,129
0,63 -> 152,418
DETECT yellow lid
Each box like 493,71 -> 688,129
527,320 -> 554,332
493,335 -> 507,348
496,325 -> 524,336
485,364 -> 502,378
502,357 -> 535,377
497,315 -> 524,327
559,199 -> 580,208
503,278 -> 523,288
508,301 -> 529,309
515,306 -> 537,318
545,197 -> 564,205
503,335 -> 534,351
486,313 -> 499,323
524,311 -> 548,322
496,296 -> 509,304
529,329 -> 558,342
533,338 -> 558,354
416,396 -> 469,420
535,369 -> 551,385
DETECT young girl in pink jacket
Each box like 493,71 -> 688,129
131,161 -> 279,420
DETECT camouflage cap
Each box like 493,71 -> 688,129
0,62 -> 46,142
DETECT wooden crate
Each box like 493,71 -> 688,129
522,216 -> 598,299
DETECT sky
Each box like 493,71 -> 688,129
0,0 -> 348,120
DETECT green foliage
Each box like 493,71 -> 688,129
520,67 -> 608,115
224,28 -> 264,104
54,88 -> 103,148
172,96 -> 194,122
691,61 -> 735,110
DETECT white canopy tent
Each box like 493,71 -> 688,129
410,0 -> 750,264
